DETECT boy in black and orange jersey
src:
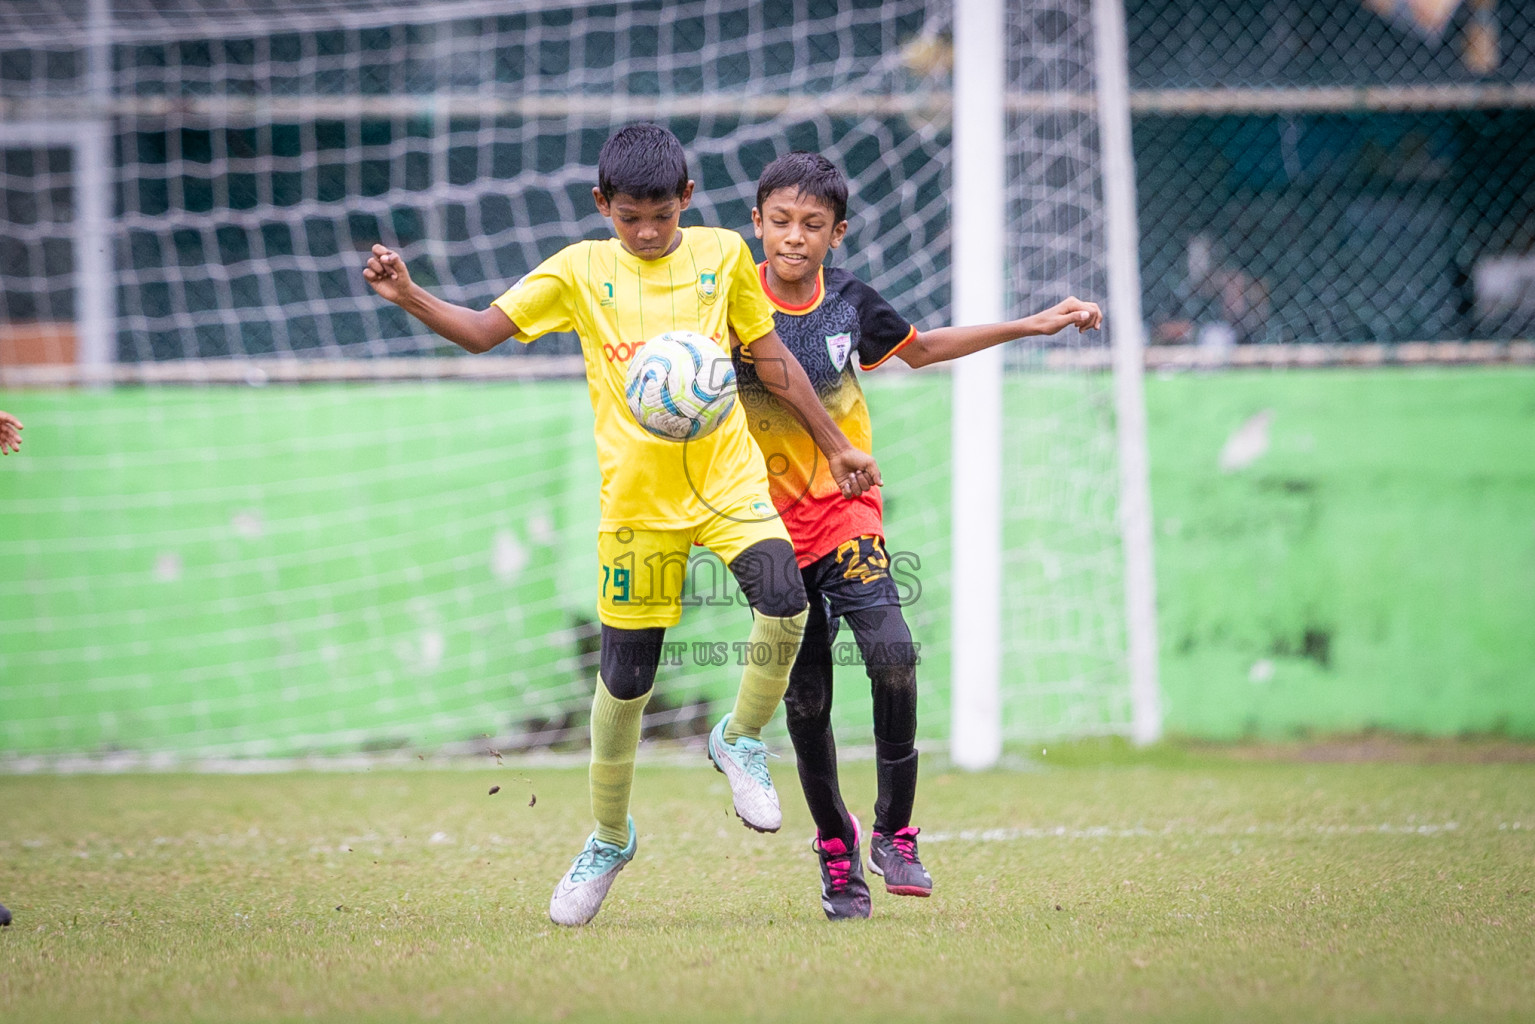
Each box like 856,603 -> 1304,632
735,151 -> 1101,920
364,126 -> 882,927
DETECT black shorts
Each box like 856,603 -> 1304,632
801,535 -> 903,636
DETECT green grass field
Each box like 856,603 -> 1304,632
4,745 -> 1533,1022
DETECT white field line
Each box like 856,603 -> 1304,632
5,823 -> 1526,860
919,821 -> 1504,843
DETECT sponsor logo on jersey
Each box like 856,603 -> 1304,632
697,270 -> 718,303
825,332 -> 852,371
602,339 -> 645,363
749,499 -> 774,520
602,332 -> 724,362
599,281 -> 615,307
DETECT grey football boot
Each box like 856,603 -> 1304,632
868,826 -> 932,897
812,813 -> 871,920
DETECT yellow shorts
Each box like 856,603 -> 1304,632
596,492 -> 790,629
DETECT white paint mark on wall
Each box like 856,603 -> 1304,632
492,528 -> 527,581
231,510 -> 265,539
153,552 -> 182,582
1219,409 -> 1274,473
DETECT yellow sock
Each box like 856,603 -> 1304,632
589,678 -> 650,847
723,608 -> 808,742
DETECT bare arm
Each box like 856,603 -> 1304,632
0,410 -> 21,455
898,296 -> 1102,368
741,329 -> 883,498
362,244 -> 518,354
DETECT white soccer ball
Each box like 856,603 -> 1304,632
624,330 -> 737,441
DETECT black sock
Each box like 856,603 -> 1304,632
782,587 -> 856,848
873,748 -> 919,835
844,605 -> 919,836
791,724 -> 857,847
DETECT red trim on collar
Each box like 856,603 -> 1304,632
758,262 -> 824,315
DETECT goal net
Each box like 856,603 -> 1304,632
0,0 -> 1133,762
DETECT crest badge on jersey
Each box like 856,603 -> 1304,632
697,270 -> 718,303
825,332 -> 852,371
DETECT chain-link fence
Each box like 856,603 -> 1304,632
6,1 -> 1532,360
1130,0 -> 1535,348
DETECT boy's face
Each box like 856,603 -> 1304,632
593,182 -> 695,260
752,187 -> 848,287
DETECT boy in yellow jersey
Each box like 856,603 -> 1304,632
736,152 -> 1100,919
362,124 -> 881,927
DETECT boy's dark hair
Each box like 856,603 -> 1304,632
597,123 -> 690,201
755,151 -> 849,224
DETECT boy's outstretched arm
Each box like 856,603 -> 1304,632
898,296 -> 1103,369
742,329 -> 882,499
363,244 -> 518,354
0,410 -> 22,455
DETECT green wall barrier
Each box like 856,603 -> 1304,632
2,367 -> 1531,757
1148,367 -> 1535,738
0,384 -> 588,757
0,379 -> 957,758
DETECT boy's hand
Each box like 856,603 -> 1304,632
362,244 -> 415,304
829,447 -> 882,499
1031,297 -> 1102,335
0,411 -> 22,455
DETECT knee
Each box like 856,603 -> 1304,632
856,608 -> 917,671
784,698 -> 829,738
757,587 -> 807,620
782,678 -> 830,736
870,667 -> 918,748
599,624 -> 664,700
869,662 -> 917,706
732,538 -> 807,619
867,641 -> 919,673
859,635 -> 914,675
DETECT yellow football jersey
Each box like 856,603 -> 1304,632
493,226 -> 778,531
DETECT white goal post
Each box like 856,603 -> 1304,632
951,0 -> 1161,766
949,0 -> 1008,769
1093,0 -> 1163,746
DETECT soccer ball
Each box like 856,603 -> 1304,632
624,330 -> 737,441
